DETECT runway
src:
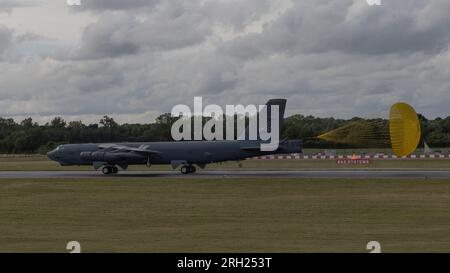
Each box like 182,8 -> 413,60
1,170 -> 450,179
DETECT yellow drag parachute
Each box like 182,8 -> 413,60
317,102 -> 421,157
389,102 -> 421,157
317,119 -> 389,147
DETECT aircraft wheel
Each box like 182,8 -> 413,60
102,166 -> 112,175
112,166 -> 119,174
181,165 -> 196,174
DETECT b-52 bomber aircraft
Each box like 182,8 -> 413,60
47,99 -> 302,174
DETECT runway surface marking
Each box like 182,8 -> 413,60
1,170 -> 450,179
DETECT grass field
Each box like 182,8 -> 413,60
1,156 -> 449,253
0,178 -> 449,253
0,156 -> 449,171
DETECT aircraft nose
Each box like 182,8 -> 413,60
47,150 -> 56,160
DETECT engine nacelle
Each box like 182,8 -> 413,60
80,151 -> 145,162
80,151 -> 105,161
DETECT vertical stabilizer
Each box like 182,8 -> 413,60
240,99 -> 287,140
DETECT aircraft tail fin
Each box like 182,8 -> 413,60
265,99 -> 286,134
241,98 -> 286,140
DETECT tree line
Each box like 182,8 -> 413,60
0,113 -> 449,154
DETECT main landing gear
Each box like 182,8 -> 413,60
180,165 -> 196,174
102,166 -> 118,175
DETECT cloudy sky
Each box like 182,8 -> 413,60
1,0 -> 449,124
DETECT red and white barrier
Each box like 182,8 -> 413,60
253,153 -> 450,160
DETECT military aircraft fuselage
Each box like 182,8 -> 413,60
47,140 -> 302,168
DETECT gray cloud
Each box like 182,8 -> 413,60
1,0 -> 450,124
75,13 -> 140,59
0,0 -> 38,13
221,0 -> 450,58
74,2 -> 212,59
77,0 -> 160,11
0,26 -> 12,51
